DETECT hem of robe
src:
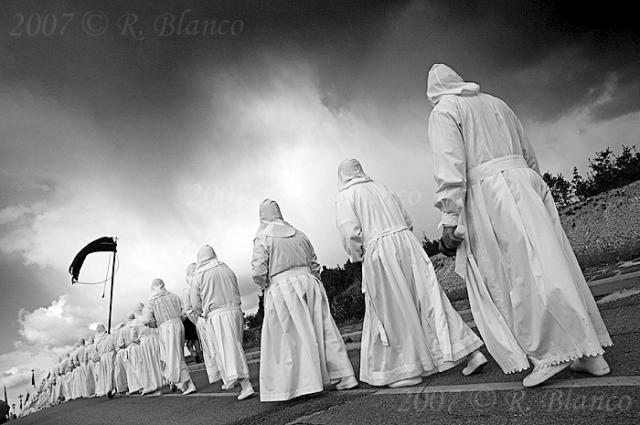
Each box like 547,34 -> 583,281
206,310 -> 250,384
501,341 -> 613,375
360,328 -> 483,386
326,367 -> 358,382
195,319 -> 223,384
259,383 -> 324,402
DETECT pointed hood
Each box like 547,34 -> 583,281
149,278 -> 168,300
131,302 -> 145,326
94,322 -> 107,341
254,199 -> 296,238
337,159 -> 372,191
185,263 -> 197,283
196,245 -> 222,273
426,64 -> 480,106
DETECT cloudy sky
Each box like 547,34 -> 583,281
1,0 -> 638,404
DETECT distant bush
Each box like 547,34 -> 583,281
242,260 -> 364,345
422,236 -> 440,258
320,261 -> 365,324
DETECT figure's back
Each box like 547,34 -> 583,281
268,231 -> 315,273
439,93 -> 533,170
200,263 -> 241,309
340,181 -> 410,242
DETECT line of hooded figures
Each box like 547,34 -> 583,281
25,64 -> 613,412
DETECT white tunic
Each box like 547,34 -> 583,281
252,226 -> 355,401
337,176 -> 483,386
82,342 -> 97,396
113,326 -> 129,393
94,332 -> 116,396
191,259 -> 249,387
125,323 -> 145,393
427,64 -> 612,373
136,326 -> 165,394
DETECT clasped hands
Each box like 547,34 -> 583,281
439,226 -> 464,257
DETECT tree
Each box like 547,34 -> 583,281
574,145 -> 640,199
542,172 -> 572,206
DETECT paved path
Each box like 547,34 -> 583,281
13,273 -> 640,425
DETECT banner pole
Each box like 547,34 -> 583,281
107,247 -> 116,334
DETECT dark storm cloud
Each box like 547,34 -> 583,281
1,0 -> 638,125
422,0 -> 640,121
0,0 -> 409,135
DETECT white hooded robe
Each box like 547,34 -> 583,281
426,63 -> 612,373
336,160 -> 483,386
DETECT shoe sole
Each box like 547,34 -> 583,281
336,382 -> 359,390
388,378 -> 423,388
523,363 -> 571,388
569,365 -> 611,376
463,360 -> 488,376
237,390 -> 255,400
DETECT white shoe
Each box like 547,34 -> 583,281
387,377 -> 422,388
462,351 -> 488,376
522,361 -> 570,387
237,382 -> 255,400
222,380 -> 237,391
148,390 -> 162,397
335,375 -> 359,390
570,355 -> 610,376
182,382 -> 197,395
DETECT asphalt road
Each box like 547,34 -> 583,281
13,292 -> 640,425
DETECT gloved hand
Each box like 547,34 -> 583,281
197,316 -> 206,328
439,226 -> 464,257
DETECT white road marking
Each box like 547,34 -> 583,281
162,376 -> 640,398
373,375 -> 640,395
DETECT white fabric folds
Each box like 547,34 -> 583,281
336,164 -> 483,386
259,268 -> 355,401
205,307 -> 249,387
427,64 -> 612,373
138,327 -> 164,394
158,318 -> 192,387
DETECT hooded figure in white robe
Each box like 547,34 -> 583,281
134,303 -> 165,395
72,339 -> 88,398
426,63 -> 612,387
191,245 -> 255,400
184,262 -> 221,384
82,336 -> 97,397
51,358 -> 63,403
68,344 -> 82,400
61,351 -> 74,401
253,199 -> 358,401
113,321 -> 130,394
144,278 -> 196,395
94,323 -> 116,397
336,159 -> 486,387
125,305 -> 145,394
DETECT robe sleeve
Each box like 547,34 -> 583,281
307,238 -> 322,279
428,107 -> 467,228
116,330 -> 125,349
514,113 -> 540,174
142,302 -> 155,326
251,236 -> 269,288
336,191 -> 364,262
182,286 -> 193,316
391,191 -> 413,230
190,276 -> 204,317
